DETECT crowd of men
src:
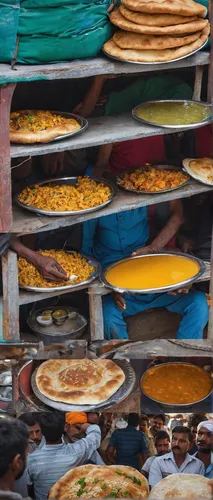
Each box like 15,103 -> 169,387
0,412 -> 213,500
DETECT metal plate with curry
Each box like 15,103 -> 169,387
116,165 -> 189,194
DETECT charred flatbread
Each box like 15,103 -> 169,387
10,110 -> 81,144
120,5 -> 198,26
110,10 -> 209,34
48,464 -> 149,499
183,157 -> 213,182
122,0 -> 207,18
113,30 -> 201,50
149,473 -> 212,499
35,359 -> 125,404
104,27 -> 209,62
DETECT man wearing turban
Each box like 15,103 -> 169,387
64,413 -> 105,465
194,421 -> 213,478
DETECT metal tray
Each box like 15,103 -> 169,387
103,40 -> 208,65
16,177 -> 118,217
30,359 -> 136,412
182,158 -> 213,187
27,306 -> 87,339
102,251 -> 206,294
19,252 -> 100,293
140,362 -> 213,408
132,99 -> 213,129
116,165 -> 189,194
10,112 -> 88,145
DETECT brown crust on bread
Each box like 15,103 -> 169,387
122,0 -> 207,18
120,5 -> 198,26
113,30 -> 201,50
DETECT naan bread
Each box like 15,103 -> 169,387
120,5 -> 198,26
149,473 -> 212,499
104,27 -> 209,62
184,157 -> 213,181
48,464 -> 149,499
122,0 -> 207,17
110,10 -> 209,34
113,30 -> 201,50
36,359 -> 125,404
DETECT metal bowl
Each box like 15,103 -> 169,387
116,164 -> 189,194
15,177 -> 118,217
132,100 -> 213,129
52,309 -> 68,326
27,306 -> 87,344
102,251 -> 206,294
140,361 -> 213,407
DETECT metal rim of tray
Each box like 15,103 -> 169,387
30,359 -> 136,412
132,99 -> 213,129
10,112 -> 88,145
15,177 -> 118,217
102,39 -> 208,65
182,158 -> 213,187
116,164 -> 190,194
140,361 -> 213,407
19,252 -> 101,293
101,251 -> 206,294
27,306 -> 87,337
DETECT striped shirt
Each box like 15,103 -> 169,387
109,426 -> 148,470
149,451 -> 205,488
27,425 -> 101,500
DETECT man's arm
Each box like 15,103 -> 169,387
93,144 -> 113,177
73,76 -> 108,117
149,457 -> 164,488
106,444 -> 116,464
68,424 -> 101,463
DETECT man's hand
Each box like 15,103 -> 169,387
131,245 -> 154,257
182,239 -> 194,253
112,292 -> 126,311
33,254 -> 68,282
41,152 -> 65,176
169,287 -> 190,296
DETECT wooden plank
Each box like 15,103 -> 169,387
0,53 -> 209,84
0,84 -> 16,231
1,251 -> 20,340
192,65 -> 204,101
12,180 -> 213,235
88,288 -> 104,341
10,113 -> 213,158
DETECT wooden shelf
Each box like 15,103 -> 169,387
0,52 -> 209,85
13,180 -> 213,235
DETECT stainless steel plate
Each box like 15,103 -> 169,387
19,252 -> 100,293
132,99 -> 213,129
103,40 -> 208,65
15,177 -> 118,217
182,158 -> 213,187
30,359 -> 136,412
116,165 -> 189,194
27,306 -> 87,338
102,251 -> 206,294
10,112 -> 88,145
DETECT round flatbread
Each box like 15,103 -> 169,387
184,157 -> 213,181
10,110 -> 81,144
35,359 -> 125,404
120,5 -> 198,26
48,464 -> 149,499
110,10 -> 209,34
113,30 -> 201,50
103,27 -> 209,62
149,473 -> 212,499
122,0 -> 207,17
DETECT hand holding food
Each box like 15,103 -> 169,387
33,254 -> 68,283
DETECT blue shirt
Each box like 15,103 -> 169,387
109,426 -> 148,470
81,209 -> 149,268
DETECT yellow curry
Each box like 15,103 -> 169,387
141,363 -> 212,405
105,255 -> 200,290
135,101 -> 211,126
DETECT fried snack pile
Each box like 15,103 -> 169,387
118,167 -> 188,191
18,250 -> 94,288
10,110 -> 80,132
18,177 -> 111,212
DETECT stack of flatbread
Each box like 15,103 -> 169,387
103,0 -> 210,63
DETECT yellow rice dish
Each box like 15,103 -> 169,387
118,167 -> 188,192
18,177 -> 111,212
18,250 -> 95,288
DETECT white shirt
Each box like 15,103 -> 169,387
142,456 -> 157,475
149,451 -> 205,488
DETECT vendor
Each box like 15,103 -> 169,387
64,412 -> 105,465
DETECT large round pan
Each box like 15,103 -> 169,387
183,158 -> 213,187
30,359 -> 136,412
102,251 -> 205,294
116,165 -> 189,194
132,99 -> 213,129
19,252 -> 100,293
140,362 -> 213,408
15,177 -> 118,217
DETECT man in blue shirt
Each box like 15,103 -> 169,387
106,413 -> 148,470
81,206 -> 208,340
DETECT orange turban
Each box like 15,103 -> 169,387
65,412 -> 87,425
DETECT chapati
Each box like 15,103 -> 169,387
120,5 -> 198,26
122,0 -> 207,18
184,157 -> 213,181
113,30 -> 201,50
149,473 -> 212,499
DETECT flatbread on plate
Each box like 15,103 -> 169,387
113,30 -> 201,50
103,27 -> 209,62
110,10 -> 209,34
120,5 -> 198,26
183,157 -> 213,182
10,110 -> 81,144
35,359 -> 125,404
48,464 -> 149,499
149,473 -> 212,499
122,0 -> 207,17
